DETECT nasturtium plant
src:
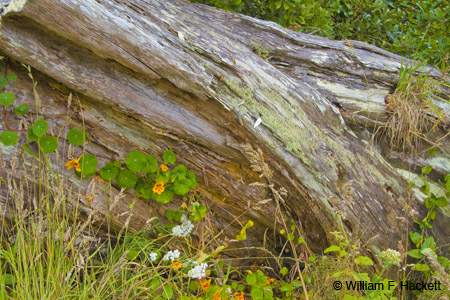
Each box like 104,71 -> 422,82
78,154 -> 98,178
23,144 -> 36,157
30,118 -> 48,137
7,72 -> 17,82
39,136 -> 58,153
166,209 -> 183,222
0,92 -> 15,107
113,160 -> 122,168
154,189 -> 174,204
141,154 -> 158,174
163,149 -> 176,165
27,129 -> 40,142
135,183 -> 153,199
171,165 -> 187,181
99,162 -> 119,181
117,168 -> 138,189
187,170 -> 197,189
189,202 -> 207,221
0,76 -> 7,89
67,128 -> 85,146
173,178 -> 192,195
14,104 -> 29,116
0,130 -> 19,146
125,150 -> 147,172
155,170 -> 171,184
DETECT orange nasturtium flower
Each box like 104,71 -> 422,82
85,194 -> 95,206
212,289 -> 222,300
234,292 -> 244,300
171,260 -> 182,269
160,164 -> 168,172
153,182 -> 165,195
266,277 -> 275,286
65,157 -> 81,172
200,277 -> 211,292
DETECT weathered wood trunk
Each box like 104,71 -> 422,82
0,0 -> 449,261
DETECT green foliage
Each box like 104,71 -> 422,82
117,168 -> 138,189
66,128 -> 85,145
0,130 -> 18,146
0,76 -> 7,89
236,219 -> 254,241
0,92 -> 15,107
125,150 -> 147,172
39,136 -> 58,153
99,162 -> 119,181
191,0 -> 450,66
189,202 -> 207,221
14,104 -> 29,116
163,149 -> 176,165
78,154 -> 98,178
30,118 -> 48,137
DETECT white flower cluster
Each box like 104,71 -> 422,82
149,252 -> 158,262
379,248 -> 401,266
172,214 -> 194,237
187,262 -> 208,279
163,249 -> 181,262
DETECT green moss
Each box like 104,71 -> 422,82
223,76 -> 254,107
251,41 -> 271,56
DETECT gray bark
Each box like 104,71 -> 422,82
0,0 -> 449,260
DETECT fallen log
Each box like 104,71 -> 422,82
0,0 -> 449,262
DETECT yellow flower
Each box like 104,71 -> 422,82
200,277 -> 211,292
85,194 -> 94,206
266,277 -> 275,286
234,292 -> 244,300
160,164 -> 168,172
171,260 -> 182,269
65,157 -> 81,172
153,182 -> 165,195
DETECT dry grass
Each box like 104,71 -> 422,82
384,60 -> 449,153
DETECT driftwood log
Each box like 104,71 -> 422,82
0,0 -> 449,261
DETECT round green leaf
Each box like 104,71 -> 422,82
163,149 -> 176,165
0,130 -> 18,146
14,104 -> 29,116
155,170 -> 171,184
79,154 -> 98,176
136,183 -> 152,199
154,190 -> 174,204
0,76 -> 7,89
189,202 -> 206,221
117,168 -> 138,189
246,273 -> 256,285
66,129 -> 85,146
0,92 -> 15,107
421,165 -> 432,175
7,72 -> 17,82
125,150 -> 146,172
187,170 -> 197,189
99,162 -> 119,181
170,164 -> 187,182
173,178 -> 192,195
27,129 -> 39,142
113,160 -> 122,168
141,154 -> 158,173
39,136 -> 58,153
30,119 -> 48,137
